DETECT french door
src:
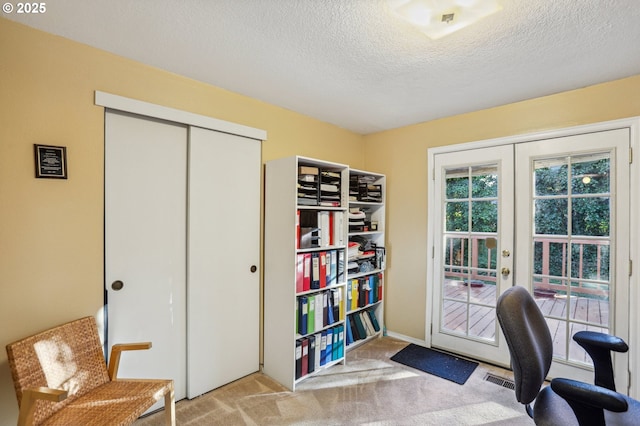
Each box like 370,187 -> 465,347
429,128 -> 630,387
514,129 -> 629,387
431,145 -> 514,366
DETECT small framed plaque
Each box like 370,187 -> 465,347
34,144 -> 67,179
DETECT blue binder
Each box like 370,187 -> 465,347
325,328 -> 333,364
297,296 -> 308,335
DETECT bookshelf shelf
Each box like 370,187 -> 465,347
292,357 -> 344,387
349,201 -> 384,206
347,299 -> 383,315
347,269 -> 384,280
296,245 -> 346,254
344,332 -> 378,351
349,231 -> 383,237
295,282 -> 344,296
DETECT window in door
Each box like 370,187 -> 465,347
442,164 -> 500,342
531,152 -> 612,366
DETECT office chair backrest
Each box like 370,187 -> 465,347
497,286 -> 554,404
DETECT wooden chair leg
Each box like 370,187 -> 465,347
164,385 -> 176,426
17,391 -> 36,426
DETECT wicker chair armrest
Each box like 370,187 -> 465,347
107,342 -> 152,380
18,387 -> 67,426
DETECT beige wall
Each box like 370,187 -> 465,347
0,18 -> 363,423
364,74 -> 640,341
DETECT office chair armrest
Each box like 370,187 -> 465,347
551,378 -> 628,426
573,331 -> 628,391
573,331 -> 628,353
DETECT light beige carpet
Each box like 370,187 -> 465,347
135,337 -> 532,425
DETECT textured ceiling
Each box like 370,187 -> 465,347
5,0 -> 640,134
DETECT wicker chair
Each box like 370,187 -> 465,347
6,316 -> 175,426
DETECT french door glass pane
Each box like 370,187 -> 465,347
535,158 -> 568,196
444,237 -> 470,267
572,198 -> 610,236
533,240 -> 567,277
571,243 -> 610,281
446,202 -> 469,232
471,169 -> 498,197
476,238 -> 498,270
532,153 -> 612,366
446,171 -> 469,198
535,199 -> 568,234
571,153 -> 611,195
443,301 -> 468,333
472,201 -> 497,232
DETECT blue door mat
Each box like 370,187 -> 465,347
390,344 -> 479,385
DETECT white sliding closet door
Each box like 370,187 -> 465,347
187,127 -> 261,397
105,110 -> 188,407
105,106 -> 262,408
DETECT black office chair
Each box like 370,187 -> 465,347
496,286 -> 640,425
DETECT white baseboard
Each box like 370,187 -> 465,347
385,331 -> 427,347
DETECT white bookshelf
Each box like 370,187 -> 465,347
346,169 -> 386,351
263,156 -> 349,390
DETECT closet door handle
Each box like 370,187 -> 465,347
111,280 -> 124,291
250,265 -> 257,273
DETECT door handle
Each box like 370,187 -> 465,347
501,268 -> 510,277
111,280 -> 124,291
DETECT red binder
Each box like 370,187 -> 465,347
296,254 -> 304,293
319,251 -> 327,288
302,253 -> 311,291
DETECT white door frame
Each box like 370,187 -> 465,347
426,117 -> 640,398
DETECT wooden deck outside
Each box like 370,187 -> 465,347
442,281 -> 609,364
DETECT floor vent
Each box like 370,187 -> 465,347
484,373 -> 515,390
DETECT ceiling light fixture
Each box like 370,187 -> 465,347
388,0 -> 502,40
